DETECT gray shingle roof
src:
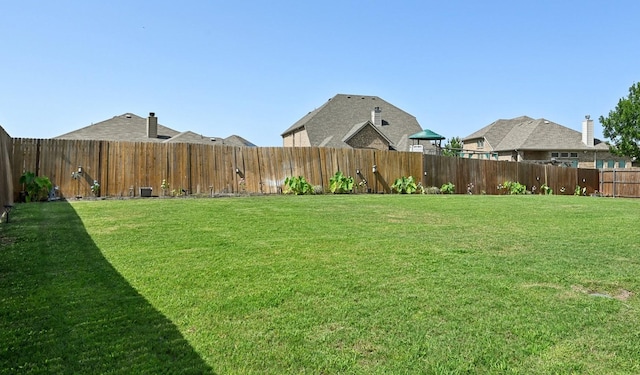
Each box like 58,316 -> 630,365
54,113 -> 256,146
55,113 -> 179,142
282,94 -> 423,151
463,116 -> 609,151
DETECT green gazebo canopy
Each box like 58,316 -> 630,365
409,129 -> 446,140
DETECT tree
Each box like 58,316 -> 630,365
600,82 -> 640,160
442,136 -> 463,157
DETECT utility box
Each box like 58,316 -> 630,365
140,187 -> 153,197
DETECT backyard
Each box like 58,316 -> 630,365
1,194 -> 639,374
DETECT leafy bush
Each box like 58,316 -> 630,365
502,181 -> 526,195
391,176 -> 418,194
329,171 -> 354,194
440,182 -> 455,194
540,184 -> 553,195
19,171 -> 53,202
283,176 -> 313,195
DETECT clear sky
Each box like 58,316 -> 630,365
1,1 -> 639,146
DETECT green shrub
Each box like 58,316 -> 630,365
19,171 -> 53,202
502,181 -> 526,195
283,176 -> 313,195
540,184 -> 553,195
440,182 -> 455,194
391,176 -> 418,194
329,171 -> 354,194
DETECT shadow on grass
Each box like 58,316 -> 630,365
0,201 -> 214,374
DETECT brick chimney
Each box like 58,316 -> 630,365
147,112 -> 158,139
371,107 -> 382,126
582,115 -> 594,147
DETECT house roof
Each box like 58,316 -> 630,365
54,113 -> 256,146
282,94 -> 424,151
55,113 -> 179,142
463,116 -> 609,151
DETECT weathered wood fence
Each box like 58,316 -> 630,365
9,138 -> 422,198
423,155 -> 600,195
2,131 -> 635,202
600,169 -> 640,198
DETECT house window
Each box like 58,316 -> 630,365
596,160 -> 604,168
619,160 -> 626,168
570,152 -> 578,158
560,152 -> 569,157
607,160 -> 615,168
551,152 -> 559,158
477,140 -> 484,149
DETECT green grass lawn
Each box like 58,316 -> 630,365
2,194 -> 640,374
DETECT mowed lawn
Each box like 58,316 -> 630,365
2,194 -> 640,374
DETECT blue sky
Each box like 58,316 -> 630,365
1,1 -> 639,146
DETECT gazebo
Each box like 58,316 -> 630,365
408,129 -> 446,152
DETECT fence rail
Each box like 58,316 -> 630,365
3,130 -> 638,204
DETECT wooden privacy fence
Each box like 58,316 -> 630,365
600,169 -> 640,197
10,139 -> 422,199
423,155 -> 600,195
4,135 -> 615,201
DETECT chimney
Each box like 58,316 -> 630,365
371,107 -> 382,126
147,112 -> 158,139
582,115 -> 594,147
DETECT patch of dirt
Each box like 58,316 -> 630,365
613,289 -> 633,301
571,285 -> 633,301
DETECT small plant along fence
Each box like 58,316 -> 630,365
3,129 -> 638,201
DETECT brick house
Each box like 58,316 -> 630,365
462,116 -> 632,168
